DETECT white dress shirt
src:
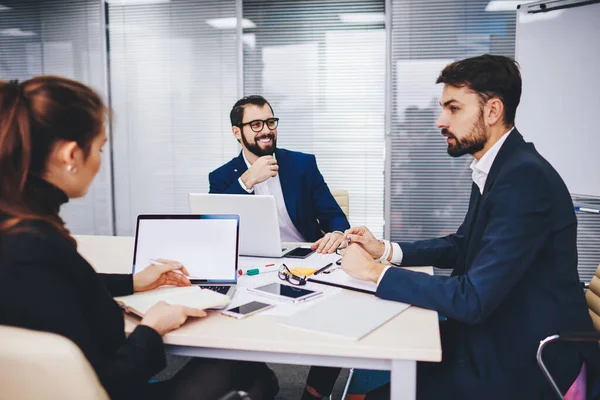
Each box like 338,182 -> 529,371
470,128 -> 513,195
237,152 -> 306,242
377,128 -> 514,286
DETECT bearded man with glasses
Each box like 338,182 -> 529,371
209,95 -> 350,253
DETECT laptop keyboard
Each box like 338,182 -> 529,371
203,286 -> 230,294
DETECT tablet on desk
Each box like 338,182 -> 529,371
247,283 -> 322,303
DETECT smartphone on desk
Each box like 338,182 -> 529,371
221,301 -> 274,319
283,247 -> 315,259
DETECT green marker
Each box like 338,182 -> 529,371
238,264 -> 277,276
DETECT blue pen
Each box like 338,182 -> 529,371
574,206 -> 600,214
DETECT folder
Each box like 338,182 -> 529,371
308,268 -> 377,294
279,291 -> 410,340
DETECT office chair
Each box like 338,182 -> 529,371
0,325 -> 109,400
330,189 -> 350,220
537,264 -> 600,400
0,325 -> 255,400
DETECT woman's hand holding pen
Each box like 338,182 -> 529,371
133,258 -> 192,292
343,226 -> 386,260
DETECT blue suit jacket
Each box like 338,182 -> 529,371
208,148 -> 350,242
378,130 -> 599,399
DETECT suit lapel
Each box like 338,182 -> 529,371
275,149 -> 298,223
452,183 -> 481,276
462,129 -> 525,272
481,129 -> 524,195
232,151 -> 248,178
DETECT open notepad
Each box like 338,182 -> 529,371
114,286 -> 231,317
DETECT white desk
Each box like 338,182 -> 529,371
75,235 -> 441,400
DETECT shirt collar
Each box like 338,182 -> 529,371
241,150 -> 276,169
470,127 -> 514,193
242,150 -> 251,169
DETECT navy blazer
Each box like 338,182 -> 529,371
378,130 -> 599,399
208,148 -> 350,242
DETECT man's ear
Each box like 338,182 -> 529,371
232,126 -> 242,141
485,98 -> 505,127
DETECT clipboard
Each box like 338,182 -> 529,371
307,268 -> 377,294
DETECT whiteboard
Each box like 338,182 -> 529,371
515,1 -> 600,197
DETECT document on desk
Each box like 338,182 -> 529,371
279,291 -> 410,340
308,268 -> 377,294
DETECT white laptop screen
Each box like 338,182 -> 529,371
133,215 -> 239,283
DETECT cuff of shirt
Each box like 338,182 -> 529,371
390,242 -> 403,264
376,265 -> 393,287
238,177 -> 254,193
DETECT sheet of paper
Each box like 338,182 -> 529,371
279,291 -> 410,340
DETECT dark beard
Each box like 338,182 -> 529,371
444,112 -> 487,158
241,132 -> 276,157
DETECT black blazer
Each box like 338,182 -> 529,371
0,179 -> 165,400
377,130 -> 599,399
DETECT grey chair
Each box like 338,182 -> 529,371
537,264 -> 600,399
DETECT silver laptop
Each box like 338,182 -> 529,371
188,193 -> 298,257
132,214 -> 239,298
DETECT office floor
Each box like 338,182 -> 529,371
155,355 -> 351,399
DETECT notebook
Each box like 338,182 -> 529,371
279,291 -> 410,340
114,286 -> 231,317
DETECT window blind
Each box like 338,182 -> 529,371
389,0 -> 599,281
107,0 -> 239,235
243,0 -> 386,237
0,0 -> 113,235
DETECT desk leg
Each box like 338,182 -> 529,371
390,360 -> 416,400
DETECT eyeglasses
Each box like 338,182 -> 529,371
278,264 -> 307,286
240,118 -> 279,132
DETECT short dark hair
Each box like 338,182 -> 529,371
436,54 -> 522,126
229,95 -> 274,127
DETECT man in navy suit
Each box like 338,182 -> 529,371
209,95 -> 350,252
342,55 -> 599,399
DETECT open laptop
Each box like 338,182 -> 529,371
188,193 -> 298,258
132,214 -> 239,298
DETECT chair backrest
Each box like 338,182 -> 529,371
585,265 -> 600,333
0,325 -> 109,400
330,189 -> 350,220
